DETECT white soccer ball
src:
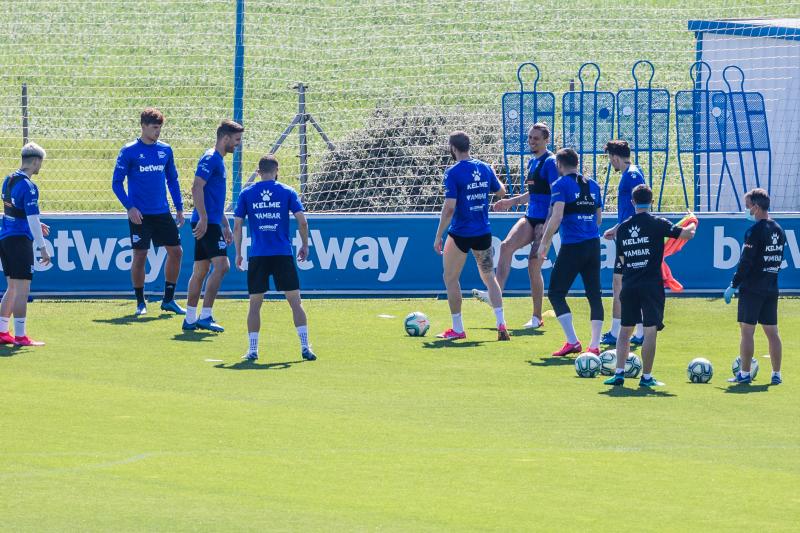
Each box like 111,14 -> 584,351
404,311 -> 430,337
732,356 -> 759,380
599,349 -> 617,376
624,354 -> 642,378
687,357 -> 714,383
575,352 -> 602,378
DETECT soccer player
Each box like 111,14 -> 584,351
233,155 -> 316,361
724,188 -> 784,385
472,123 -> 558,329
536,148 -> 603,356
600,140 -> 646,346
112,108 -> 185,316
0,143 -> 51,346
182,119 -> 244,332
604,185 -> 695,387
433,131 -> 509,341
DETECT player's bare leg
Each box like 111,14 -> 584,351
159,245 -> 184,314
762,324 -> 782,377
131,249 -> 148,315
496,218 -> 534,289
525,222 -> 546,328
640,326 -> 659,375
286,289 -> 315,360
474,247 -> 509,340
241,293 -> 263,360
738,322 -> 756,373
438,237 -> 468,339
183,260 -> 209,329
3,279 -> 41,346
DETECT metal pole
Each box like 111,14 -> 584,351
21,83 -> 29,144
297,83 -> 308,195
231,0 -> 246,207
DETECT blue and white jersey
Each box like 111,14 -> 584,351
618,164 -> 646,223
550,173 -> 602,245
0,170 -> 39,241
191,149 -> 226,225
525,151 -> 558,219
112,138 -> 182,214
444,159 -> 502,237
234,180 -> 303,257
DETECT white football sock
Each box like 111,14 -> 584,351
772,371 -> 782,378
200,307 -> 213,320
185,306 -> 198,324
493,307 -> 505,327
590,320 -> 603,349
643,373 -> 651,380
13,317 -> 26,337
0,316 -> 9,333
248,332 -> 259,354
610,318 -> 621,337
635,323 -> 644,338
556,313 -> 578,344
296,325 -> 309,349
451,313 -> 464,334
741,371 -> 750,378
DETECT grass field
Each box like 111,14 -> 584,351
2,1 -> 798,211
2,296 -> 799,531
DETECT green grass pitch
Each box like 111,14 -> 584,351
2,296 -> 799,530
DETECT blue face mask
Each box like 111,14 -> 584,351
746,209 -> 756,222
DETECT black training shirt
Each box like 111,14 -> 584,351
732,218 -> 785,294
615,212 -> 682,288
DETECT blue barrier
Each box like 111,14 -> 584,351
6,213 -> 800,296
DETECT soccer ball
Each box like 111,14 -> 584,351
404,311 -> 430,337
624,354 -> 642,378
732,356 -> 759,380
575,352 -> 602,378
687,357 -> 714,383
599,349 -> 617,376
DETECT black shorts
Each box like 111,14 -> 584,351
525,216 -> 546,229
448,232 -> 492,254
192,223 -> 229,261
620,283 -> 665,329
248,255 -> 300,294
0,236 -> 34,280
129,213 -> 180,250
737,289 -> 778,326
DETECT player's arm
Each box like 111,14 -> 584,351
490,170 -> 506,200
537,200 -> 564,260
731,228 -> 759,289
678,222 -> 696,240
294,210 -> 309,262
493,191 -> 528,212
112,149 -> 142,224
603,223 -> 619,240
233,216 -> 245,270
165,150 -> 184,226
191,176 -> 208,239
23,185 -> 50,265
434,198 -> 456,255
614,232 -> 624,268
595,207 -> 603,228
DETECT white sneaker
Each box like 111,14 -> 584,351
523,316 -> 543,329
471,288 -> 491,305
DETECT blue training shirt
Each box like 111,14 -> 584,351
0,170 -> 39,241
112,138 -> 182,215
550,173 -> 602,245
191,149 -> 226,225
617,164 -> 646,223
444,159 -> 501,237
525,151 -> 558,219
234,180 -> 303,257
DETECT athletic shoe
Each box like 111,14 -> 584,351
604,373 -> 625,386
14,336 -> 45,347
471,288 -> 491,306
552,341 -> 582,357
301,347 -> 317,361
497,324 -> 511,341
771,374 -> 782,385
601,331 -> 617,346
135,303 -> 147,316
160,300 -> 186,315
639,376 -> 665,388
241,352 -> 258,361
436,329 -> 467,340
196,316 -> 224,333
181,319 -> 198,331
0,331 -> 15,344
586,347 -> 600,355
630,335 -> 645,346
727,372 -> 752,384
523,316 -> 544,329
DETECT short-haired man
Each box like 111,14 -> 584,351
604,185 -> 695,387
433,131 -> 509,341
233,155 -> 316,361
537,148 -> 604,356
0,143 -> 51,346
182,119 -> 244,332
112,107 -> 185,316
724,188 -> 784,385
472,123 -> 558,329
601,140 -> 646,346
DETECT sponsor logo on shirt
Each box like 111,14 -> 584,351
472,170 -> 481,181
252,189 -> 281,210
629,225 -> 640,238
139,164 -> 166,173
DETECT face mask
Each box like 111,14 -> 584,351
745,209 -> 756,221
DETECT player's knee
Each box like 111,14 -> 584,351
167,246 -> 182,259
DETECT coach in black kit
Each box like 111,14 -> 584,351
724,188 -> 785,385
605,184 -> 696,387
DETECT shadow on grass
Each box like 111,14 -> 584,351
93,314 -> 170,325
172,331 -> 218,342
422,339 -> 487,349
214,359 -> 307,371
721,384 -> 771,394
527,357 -> 574,367
508,328 -> 545,337
0,345 -> 20,357
598,386 -> 677,398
